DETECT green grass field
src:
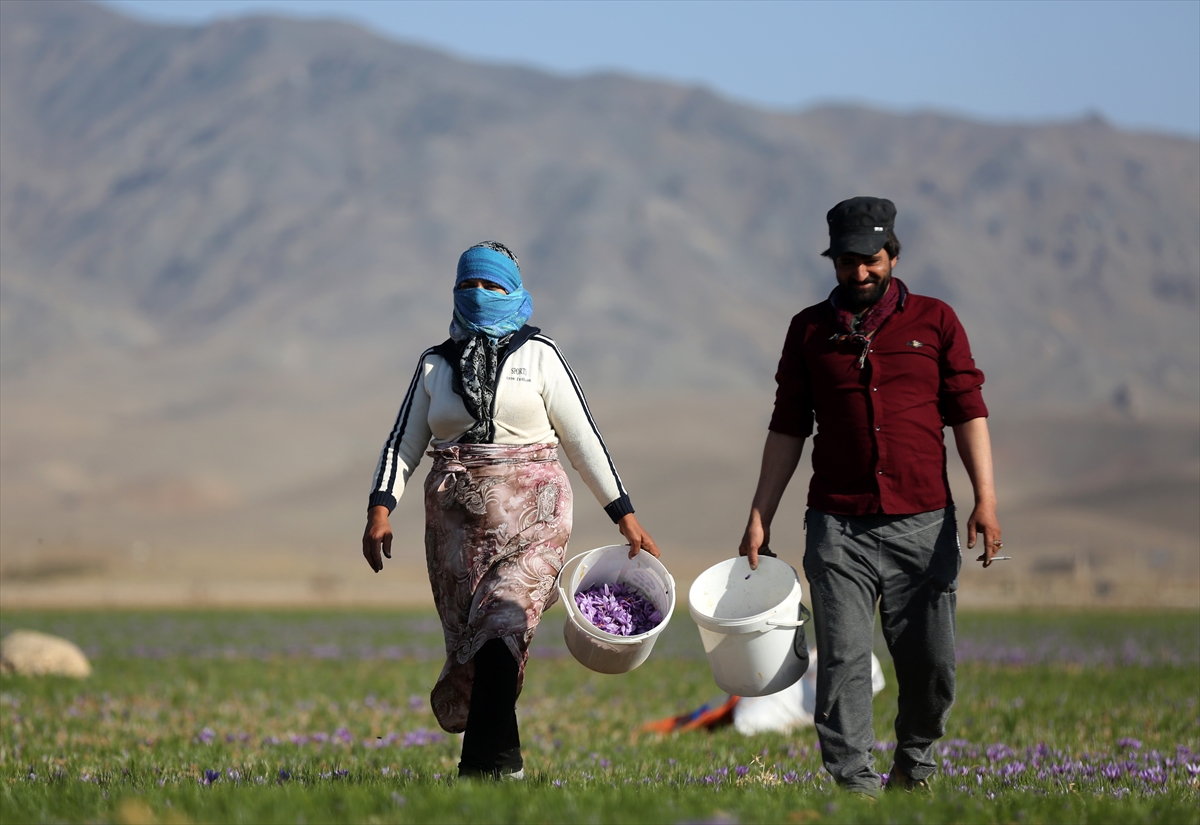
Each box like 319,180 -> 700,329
2,609 -> 1197,824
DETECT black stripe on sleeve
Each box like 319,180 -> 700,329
531,334 -> 629,500
372,348 -> 434,498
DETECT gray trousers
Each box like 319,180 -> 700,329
803,506 -> 960,793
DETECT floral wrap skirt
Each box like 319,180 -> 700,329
424,442 -> 572,733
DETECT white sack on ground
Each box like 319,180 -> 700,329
733,651 -> 884,736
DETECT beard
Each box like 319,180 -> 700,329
838,271 -> 892,312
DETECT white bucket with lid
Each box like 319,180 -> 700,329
557,545 -> 675,674
688,556 -> 810,696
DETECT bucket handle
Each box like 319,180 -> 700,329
766,603 -> 812,628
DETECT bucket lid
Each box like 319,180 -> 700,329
687,556 -> 802,635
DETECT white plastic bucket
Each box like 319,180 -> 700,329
688,556 -> 810,696
557,545 -> 675,674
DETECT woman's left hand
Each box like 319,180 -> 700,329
617,514 -> 660,559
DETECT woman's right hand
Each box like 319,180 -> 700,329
362,505 -> 393,572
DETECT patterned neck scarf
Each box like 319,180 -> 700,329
448,333 -> 512,443
828,277 -> 908,368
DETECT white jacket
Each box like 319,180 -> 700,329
369,327 -> 633,522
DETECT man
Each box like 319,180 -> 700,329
739,196 -> 1002,797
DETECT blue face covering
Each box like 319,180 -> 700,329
451,246 -> 533,339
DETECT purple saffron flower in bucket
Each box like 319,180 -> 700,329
575,582 -> 663,636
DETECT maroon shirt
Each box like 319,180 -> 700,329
769,290 -> 988,516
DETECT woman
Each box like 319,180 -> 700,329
361,241 -> 659,780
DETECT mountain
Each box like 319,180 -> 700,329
2,0 -> 1197,407
1,1 -> 1197,607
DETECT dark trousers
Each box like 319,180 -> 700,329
458,638 -> 523,776
804,507 -> 960,793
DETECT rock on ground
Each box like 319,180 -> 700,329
1,630 -> 91,678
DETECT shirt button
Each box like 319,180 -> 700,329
878,470 -> 884,474
872,387 -> 878,392
875,426 -> 881,431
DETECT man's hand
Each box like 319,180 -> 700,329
739,512 -> 770,571
968,501 -> 1003,568
952,418 -> 1003,568
738,431 -> 805,571
618,513 -> 660,559
362,505 -> 393,573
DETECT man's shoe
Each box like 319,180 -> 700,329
840,780 -> 881,800
884,765 -> 930,793
500,768 -> 525,781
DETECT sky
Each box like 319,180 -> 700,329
104,0 -> 1200,138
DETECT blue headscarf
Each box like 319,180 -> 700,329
451,244 -> 533,339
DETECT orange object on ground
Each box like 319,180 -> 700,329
640,695 -> 740,734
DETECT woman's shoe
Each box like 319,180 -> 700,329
457,765 -> 525,781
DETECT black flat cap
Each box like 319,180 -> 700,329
826,197 -> 896,259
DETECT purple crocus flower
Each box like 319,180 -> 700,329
575,582 -> 663,636
987,743 -> 1016,762
401,728 -> 444,747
